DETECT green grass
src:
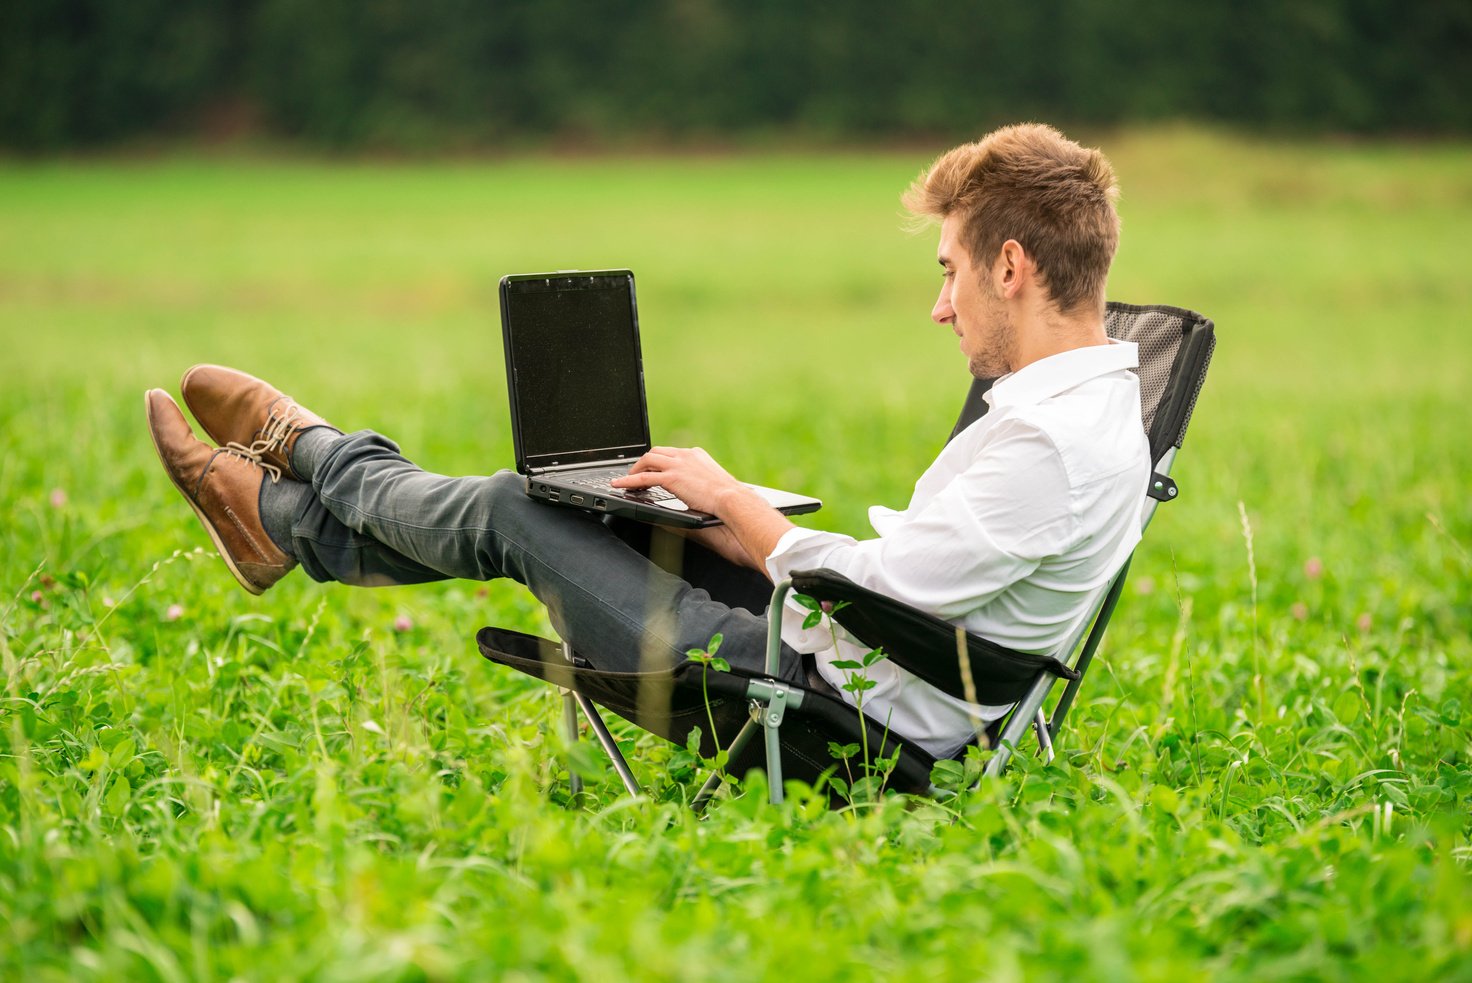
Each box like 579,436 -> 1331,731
2,128 -> 1470,980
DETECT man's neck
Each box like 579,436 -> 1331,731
1010,300 -> 1108,373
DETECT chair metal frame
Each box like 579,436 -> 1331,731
541,302 -> 1214,807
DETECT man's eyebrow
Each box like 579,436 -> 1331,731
936,255 -> 951,267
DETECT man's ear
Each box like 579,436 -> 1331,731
996,239 -> 1027,299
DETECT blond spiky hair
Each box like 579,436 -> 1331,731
903,123 -> 1121,313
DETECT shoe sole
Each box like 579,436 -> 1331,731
145,390 -> 266,596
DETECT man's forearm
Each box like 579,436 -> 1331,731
712,485 -> 796,577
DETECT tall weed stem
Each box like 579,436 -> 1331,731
1237,501 -> 1265,722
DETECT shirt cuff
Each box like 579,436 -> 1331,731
763,526 -> 852,584
758,527 -> 839,653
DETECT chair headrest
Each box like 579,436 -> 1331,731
949,302 -> 1216,464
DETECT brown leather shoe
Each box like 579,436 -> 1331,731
179,365 -> 334,480
145,389 -> 297,595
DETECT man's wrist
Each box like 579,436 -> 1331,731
710,481 -> 797,574
713,481 -> 764,517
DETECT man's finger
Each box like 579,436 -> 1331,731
612,462 -> 675,486
611,470 -> 667,489
626,452 -> 674,475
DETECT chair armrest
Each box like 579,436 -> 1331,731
786,568 -> 1078,706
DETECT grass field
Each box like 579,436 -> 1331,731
2,128 -> 1470,980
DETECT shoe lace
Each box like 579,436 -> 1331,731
256,402 -> 305,456
222,441 -> 283,483
221,401 -> 304,484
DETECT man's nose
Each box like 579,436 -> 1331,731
931,287 -> 953,324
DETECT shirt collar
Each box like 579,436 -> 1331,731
983,339 -> 1139,410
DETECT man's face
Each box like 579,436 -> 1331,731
932,215 -> 1014,379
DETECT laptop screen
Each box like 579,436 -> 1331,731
500,271 -> 651,473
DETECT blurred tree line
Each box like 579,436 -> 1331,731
2,0 -> 1468,151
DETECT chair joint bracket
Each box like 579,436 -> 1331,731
1147,471 -> 1178,502
746,678 -> 803,727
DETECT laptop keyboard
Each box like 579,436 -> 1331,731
563,467 -> 678,503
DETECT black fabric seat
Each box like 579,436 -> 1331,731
476,624 -> 943,793
790,568 -> 1079,704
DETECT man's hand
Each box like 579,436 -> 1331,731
612,445 -> 752,515
611,446 -> 795,574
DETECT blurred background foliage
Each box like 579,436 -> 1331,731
3,0 -> 1470,152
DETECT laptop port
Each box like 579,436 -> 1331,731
593,498 -> 607,510
570,493 -> 585,506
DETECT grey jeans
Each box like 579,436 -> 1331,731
269,430 -> 803,695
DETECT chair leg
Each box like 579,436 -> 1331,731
561,690 -> 583,799
763,708 -> 785,806
691,715 -> 761,814
558,641 -> 640,799
982,675 -> 1056,778
1033,707 -> 1055,764
1047,557 -> 1130,740
573,692 -> 641,798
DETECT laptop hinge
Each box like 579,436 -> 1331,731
531,458 -> 638,477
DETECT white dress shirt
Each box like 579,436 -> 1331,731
764,340 -> 1151,758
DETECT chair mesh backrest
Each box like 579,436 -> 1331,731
950,302 -> 1215,463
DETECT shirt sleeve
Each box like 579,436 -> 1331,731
764,416 -> 1079,623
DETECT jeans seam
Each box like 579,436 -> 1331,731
293,535 -> 393,550
317,493 -> 510,536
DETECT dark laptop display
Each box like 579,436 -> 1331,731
502,272 -> 649,471
500,269 -> 821,528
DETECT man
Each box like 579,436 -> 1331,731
146,122 -> 1149,766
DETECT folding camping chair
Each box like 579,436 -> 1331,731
477,302 -> 1215,806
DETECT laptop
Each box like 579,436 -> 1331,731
499,269 -> 822,529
